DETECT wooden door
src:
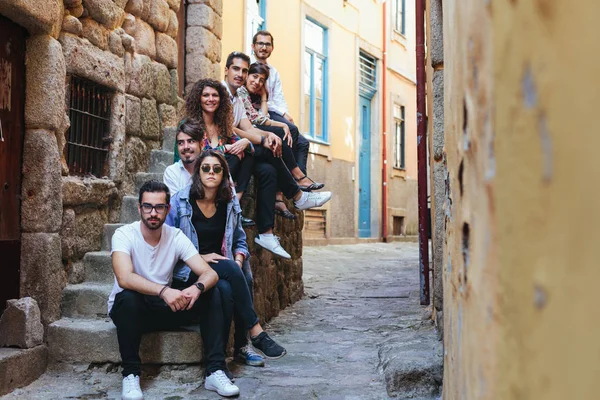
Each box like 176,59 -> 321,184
0,15 -> 26,312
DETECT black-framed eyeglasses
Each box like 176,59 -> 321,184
255,42 -> 272,48
140,203 -> 169,214
201,164 -> 224,174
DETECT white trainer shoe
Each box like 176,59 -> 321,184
255,234 -> 291,259
205,370 -> 240,397
294,191 -> 332,211
122,374 -> 143,400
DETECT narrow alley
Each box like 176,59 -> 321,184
2,242 -> 441,399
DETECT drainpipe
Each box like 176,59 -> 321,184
416,0 -> 430,305
381,0 -> 389,242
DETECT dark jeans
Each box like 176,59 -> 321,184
225,152 -> 254,194
253,146 -> 302,233
268,112 -> 310,174
256,124 -> 299,172
110,288 -> 226,377
175,259 -> 257,352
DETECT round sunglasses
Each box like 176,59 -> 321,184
200,164 -> 224,174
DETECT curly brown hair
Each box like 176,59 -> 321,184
190,150 -> 234,204
185,79 -> 234,140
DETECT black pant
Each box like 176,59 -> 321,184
225,152 -> 254,194
253,146 -> 301,233
175,259 -> 258,352
256,125 -> 299,172
269,112 -> 310,174
110,288 -> 226,377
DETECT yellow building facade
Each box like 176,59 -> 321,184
221,0 -> 417,242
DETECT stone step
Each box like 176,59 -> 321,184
0,347 -> 48,396
162,127 -> 177,152
119,196 -> 139,224
61,282 -> 112,318
101,223 -> 124,251
134,172 -> 164,194
83,251 -> 114,283
149,149 -> 173,173
48,318 -> 203,364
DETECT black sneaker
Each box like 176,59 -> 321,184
251,332 -> 287,359
241,216 -> 256,227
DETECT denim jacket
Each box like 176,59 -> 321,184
166,184 -> 251,281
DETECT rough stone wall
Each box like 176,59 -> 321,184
240,185 -> 304,322
427,0 -> 445,327
58,0 -> 185,308
185,0 -> 223,91
440,0 -> 600,399
0,0 -> 184,325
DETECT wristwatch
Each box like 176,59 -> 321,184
194,282 -> 205,294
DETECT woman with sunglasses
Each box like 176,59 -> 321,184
238,62 -> 325,219
184,79 -> 254,205
167,150 -> 286,374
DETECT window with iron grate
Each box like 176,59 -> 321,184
65,76 -> 112,177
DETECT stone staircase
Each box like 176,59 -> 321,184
47,128 -> 205,365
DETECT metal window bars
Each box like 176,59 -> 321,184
65,76 -> 112,177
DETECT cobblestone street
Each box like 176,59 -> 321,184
2,242 -> 441,399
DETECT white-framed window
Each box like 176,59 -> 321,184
393,104 -> 405,169
303,18 -> 328,142
392,0 -> 406,35
245,0 -> 265,54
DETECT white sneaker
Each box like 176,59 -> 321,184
255,234 -> 291,259
122,374 -> 143,400
205,370 -> 240,397
294,191 -> 332,211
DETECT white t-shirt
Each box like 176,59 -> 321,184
222,80 -> 247,128
163,161 -> 192,196
107,221 -> 198,313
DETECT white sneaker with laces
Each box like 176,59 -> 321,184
205,370 -> 240,397
294,191 -> 332,211
122,374 -> 143,400
254,234 -> 291,259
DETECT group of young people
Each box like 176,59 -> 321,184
110,31 -> 332,399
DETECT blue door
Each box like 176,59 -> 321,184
358,96 -> 371,238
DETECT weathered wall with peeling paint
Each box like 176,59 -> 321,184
439,0 -> 600,398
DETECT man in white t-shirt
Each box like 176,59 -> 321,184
109,180 -> 240,399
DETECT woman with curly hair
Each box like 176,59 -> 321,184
182,79 -> 254,203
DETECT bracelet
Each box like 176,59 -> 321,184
260,136 -> 265,146
261,100 -> 268,103
158,285 -> 168,299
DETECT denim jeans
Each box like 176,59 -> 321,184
110,288 -> 226,376
174,259 -> 258,352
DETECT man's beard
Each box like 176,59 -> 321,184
181,156 -> 195,165
142,215 -> 164,230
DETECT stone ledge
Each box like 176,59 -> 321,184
48,318 -> 203,364
0,346 -> 48,396
62,176 -> 118,206
378,325 -> 443,399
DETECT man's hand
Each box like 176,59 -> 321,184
282,125 -> 293,147
283,113 -> 294,124
265,131 -> 282,157
162,288 -> 189,312
202,253 -> 228,263
227,138 -> 250,156
181,285 -> 202,310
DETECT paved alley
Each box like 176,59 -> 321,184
2,242 -> 441,399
